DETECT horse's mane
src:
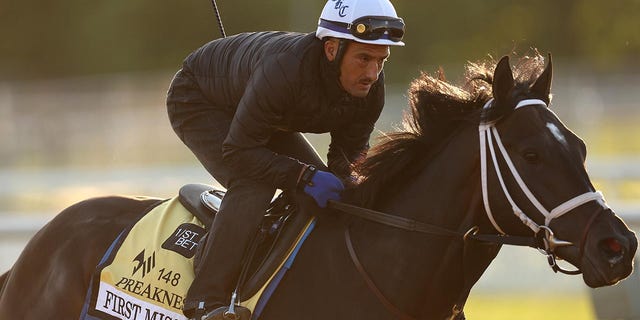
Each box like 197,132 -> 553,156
350,53 -> 547,207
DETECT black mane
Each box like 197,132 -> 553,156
349,53 -> 547,207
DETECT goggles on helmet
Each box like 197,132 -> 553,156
319,15 -> 405,43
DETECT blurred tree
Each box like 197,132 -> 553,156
571,0 -> 640,68
1,0 -> 638,82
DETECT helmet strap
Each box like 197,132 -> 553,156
328,38 -> 349,76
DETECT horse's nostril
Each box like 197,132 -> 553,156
600,238 -> 626,267
604,238 -> 623,254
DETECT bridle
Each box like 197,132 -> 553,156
479,98 -> 607,274
328,98 -> 609,319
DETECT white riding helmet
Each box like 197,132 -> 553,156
316,0 -> 405,46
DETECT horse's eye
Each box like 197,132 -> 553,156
523,151 -> 539,163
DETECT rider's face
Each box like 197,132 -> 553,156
325,39 -> 390,98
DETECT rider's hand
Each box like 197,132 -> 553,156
298,165 -> 344,208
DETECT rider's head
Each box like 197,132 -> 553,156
316,0 -> 405,97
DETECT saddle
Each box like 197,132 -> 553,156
178,184 -> 316,315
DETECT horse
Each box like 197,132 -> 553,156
0,53 -> 636,320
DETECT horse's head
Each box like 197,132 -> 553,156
483,54 -> 637,287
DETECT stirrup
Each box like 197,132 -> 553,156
201,305 -> 251,320
188,301 -> 209,320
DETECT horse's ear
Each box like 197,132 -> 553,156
531,53 -> 553,104
492,56 -> 514,104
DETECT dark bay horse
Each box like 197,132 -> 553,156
0,54 -> 636,319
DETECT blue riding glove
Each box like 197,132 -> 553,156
298,165 -> 345,208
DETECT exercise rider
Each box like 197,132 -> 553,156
166,0 -> 405,319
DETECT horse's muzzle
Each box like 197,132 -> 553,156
581,212 -> 637,287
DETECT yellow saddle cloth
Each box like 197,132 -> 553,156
83,193 -> 315,320
89,198 -> 204,320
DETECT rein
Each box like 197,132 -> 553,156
328,200 -> 543,247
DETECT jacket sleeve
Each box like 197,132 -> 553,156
327,73 -> 385,178
222,53 -> 305,190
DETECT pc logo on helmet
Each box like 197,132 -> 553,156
316,0 -> 405,46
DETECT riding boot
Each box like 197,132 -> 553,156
183,178 -> 275,317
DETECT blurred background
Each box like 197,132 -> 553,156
1,0 -> 639,319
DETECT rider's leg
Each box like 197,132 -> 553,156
184,178 -> 275,317
179,133 -> 325,318
168,69 -> 240,317
168,69 -> 327,318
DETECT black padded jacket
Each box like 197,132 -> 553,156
181,31 -> 385,190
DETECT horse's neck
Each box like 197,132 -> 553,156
383,125 -> 482,226
350,125 -> 497,317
